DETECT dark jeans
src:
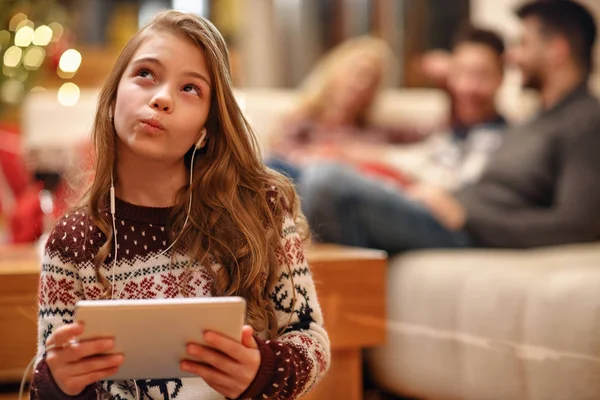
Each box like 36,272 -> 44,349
299,163 -> 471,254
265,157 -> 302,185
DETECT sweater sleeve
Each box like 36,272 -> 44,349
29,219 -> 98,399
236,211 -> 331,400
461,124 -> 600,248
30,358 -> 99,400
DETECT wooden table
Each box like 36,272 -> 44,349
0,245 -> 40,383
0,244 -> 387,400
303,245 -> 387,400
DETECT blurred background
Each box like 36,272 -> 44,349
0,0 -> 598,243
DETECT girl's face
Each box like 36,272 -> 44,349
113,30 -> 212,163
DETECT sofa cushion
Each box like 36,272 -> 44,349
367,244 -> 600,400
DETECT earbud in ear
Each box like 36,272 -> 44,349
195,127 -> 208,149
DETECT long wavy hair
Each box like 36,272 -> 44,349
296,36 -> 396,124
83,11 -> 308,339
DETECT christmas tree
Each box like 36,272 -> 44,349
0,0 -> 78,118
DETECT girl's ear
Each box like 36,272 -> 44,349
195,127 -> 208,149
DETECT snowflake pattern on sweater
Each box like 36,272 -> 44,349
31,197 -> 330,400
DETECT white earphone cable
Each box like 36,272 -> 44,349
110,177 -> 118,300
113,143 -> 198,300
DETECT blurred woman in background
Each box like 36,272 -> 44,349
266,36 -> 421,185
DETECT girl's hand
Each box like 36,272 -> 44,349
181,325 -> 261,399
45,322 -> 124,396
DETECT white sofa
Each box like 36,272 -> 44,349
22,82 -> 600,400
367,244 -> 600,400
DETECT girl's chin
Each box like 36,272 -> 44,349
125,142 -> 175,162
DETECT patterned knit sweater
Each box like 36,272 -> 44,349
30,197 -> 330,400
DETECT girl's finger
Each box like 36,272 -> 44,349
61,338 -> 116,363
45,323 -> 85,347
203,331 -> 246,362
185,344 -> 237,375
180,361 -> 237,389
66,354 -> 124,377
241,326 -> 258,349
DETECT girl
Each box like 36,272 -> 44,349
30,11 -> 330,400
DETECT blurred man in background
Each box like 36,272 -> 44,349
405,25 -> 508,191
301,0 -> 600,252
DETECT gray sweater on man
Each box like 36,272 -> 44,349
457,83 -> 600,248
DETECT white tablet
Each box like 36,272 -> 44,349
73,297 -> 246,380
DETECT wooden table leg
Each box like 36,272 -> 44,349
302,348 -> 362,400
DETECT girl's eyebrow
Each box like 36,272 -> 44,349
131,56 -> 212,88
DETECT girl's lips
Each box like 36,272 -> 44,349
139,118 -> 165,131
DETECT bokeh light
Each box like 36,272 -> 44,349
16,19 -> 34,31
15,26 -> 34,47
33,25 -> 53,46
8,13 -> 27,31
4,46 -> 23,68
1,79 -> 24,104
58,49 -> 82,73
57,82 -> 80,106
24,46 -> 45,70
48,22 -> 64,42
0,30 -> 11,48
3,65 -> 17,77
57,69 -> 75,79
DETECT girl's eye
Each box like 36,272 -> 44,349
182,84 -> 201,96
136,68 -> 154,80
